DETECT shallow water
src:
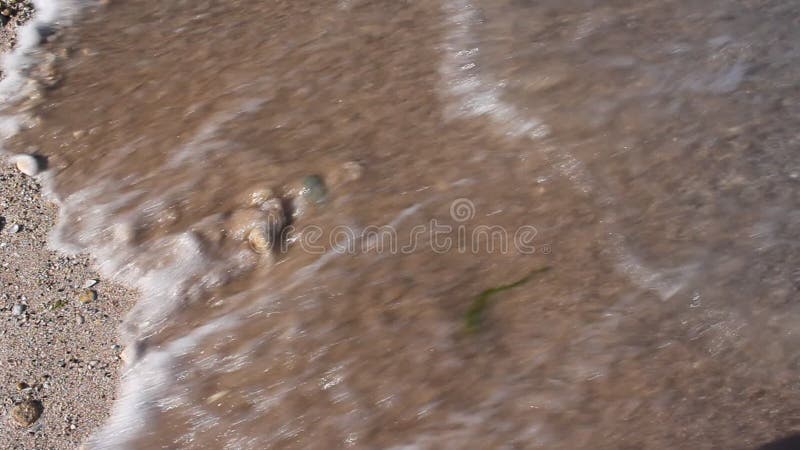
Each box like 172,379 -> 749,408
3,0 -> 800,448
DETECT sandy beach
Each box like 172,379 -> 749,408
0,159 -> 136,449
0,10 -> 135,448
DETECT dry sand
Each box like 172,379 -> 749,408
0,17 -> 136,450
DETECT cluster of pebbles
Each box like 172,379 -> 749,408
0,0 -> 33,27
223,173 -> 330,259
2,152 -> 360,437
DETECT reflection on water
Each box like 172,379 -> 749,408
3,0 -> 800,448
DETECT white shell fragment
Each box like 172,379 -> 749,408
83,279 -> 99,288
7,223 -> 20,233
13,154 -> 41,177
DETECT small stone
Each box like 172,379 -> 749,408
12,153 -> 41,177
247,187 -> 276,208
11,303 -> 26,316
247,226 -> 272,254
7,223 -> 20,233
77,289 -> 97,304
16,381 -> 28,390
341,161 -> 364,181
300,174 -> 327,204
10,400 -> 42,427
76,315 -> 85,325
227,208 -> 266,241
83,279 -> 98,288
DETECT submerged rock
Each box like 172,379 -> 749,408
246,186 -> 277,209
300,174 -> 327,204
247,226 -> 272,254
228,200 -> 286,255
341,161 -> 364,182
10,400 -> 42,427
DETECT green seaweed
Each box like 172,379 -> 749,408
465,267 -> 551,332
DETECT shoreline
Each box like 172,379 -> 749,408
0,10 -> 136,448
0,157 -> 136,449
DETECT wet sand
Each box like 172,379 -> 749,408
2,0 -> 800,448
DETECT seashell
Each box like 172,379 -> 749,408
83,279 -> 98,288
77,289 -> 97,304
13,153 -> 40,176
7,223 -> 20,233
247,226 -> 272,254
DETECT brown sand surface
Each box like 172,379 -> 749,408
0,160 -> 136,450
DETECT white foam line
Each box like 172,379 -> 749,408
83,200 -> 430,448
0,0 -> 86,144
86,314 -> 238,450
439,0 -> 693,300
440,0 -> 549,140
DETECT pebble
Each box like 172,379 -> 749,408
11,303 -> 26,316
247,226 -> 272,254
76,314 -> 85,325
6,223 -> 20,234
77,289 -> 97,304
227,209 -> 266,241
341,161 -> 364,181
300,174 -> 327,204
247,187 -> 276,209
12,153 -> 41,177
83,279 -> 98,288
10,400 -> 42,427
